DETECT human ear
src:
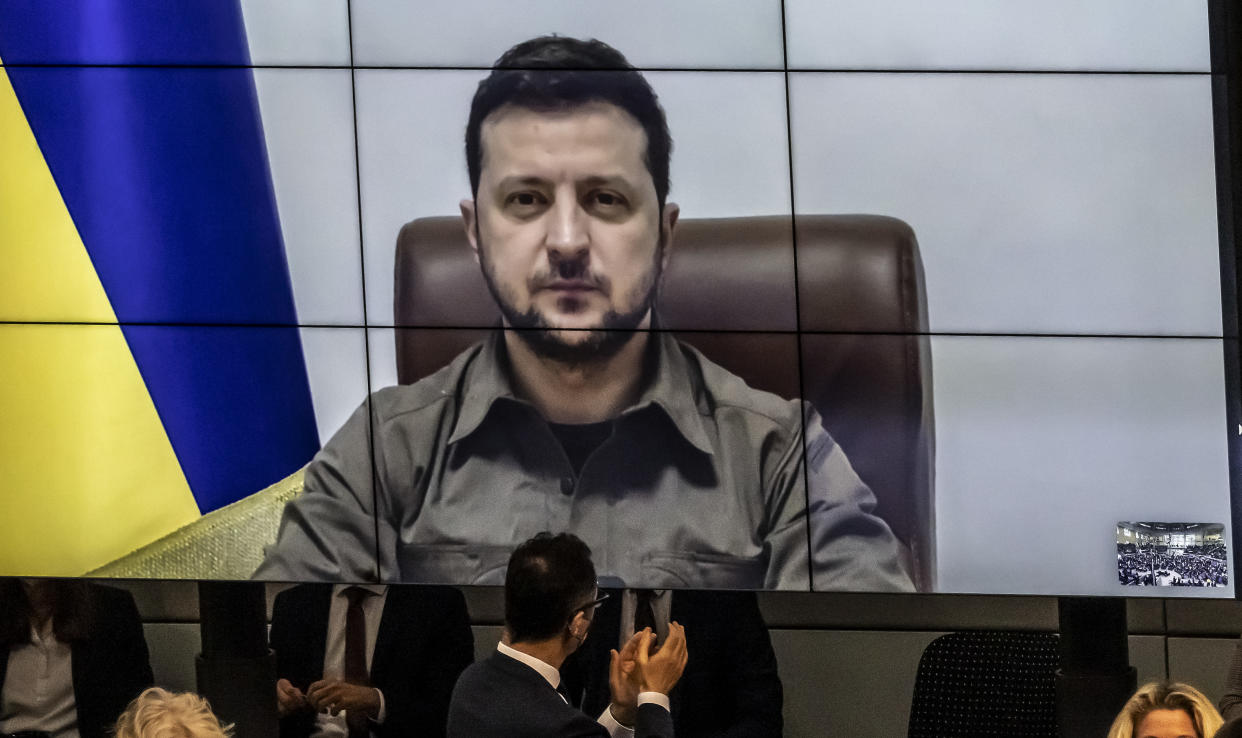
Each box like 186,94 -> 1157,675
569,611 -> 591,641
659,202 -> 680,270
460,198 -> 480,264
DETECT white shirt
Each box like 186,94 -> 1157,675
495,642 -> 670,737
0,619 -> 79,738
311,584 -> 388,738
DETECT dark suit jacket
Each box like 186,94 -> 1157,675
448,650 -> 674,738
270,584 -> 474,738
562,590 -> 783,738
0,584 -> 154,738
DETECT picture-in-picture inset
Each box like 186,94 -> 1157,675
1116,522 -> 1228,588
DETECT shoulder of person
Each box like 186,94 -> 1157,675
367,342 -> 486,426
82,583 -> 143,624
271,583 -> 331,611
675,340 -> 802,431
85,582 -> 136,605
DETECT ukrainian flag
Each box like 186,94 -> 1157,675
0,2 -> 320,575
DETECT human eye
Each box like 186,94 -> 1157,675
503,190 -> 547,215
587,190 -> 629,213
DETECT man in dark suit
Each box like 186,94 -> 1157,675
269,583 -> 474,738
448,533 -> 686,737
563,590 -> 783,737
0,580 -> 154,738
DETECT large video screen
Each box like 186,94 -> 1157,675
0,0 -> 1232,597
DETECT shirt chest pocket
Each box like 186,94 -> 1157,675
641,550 -> 767,589
397,544 -> 512,585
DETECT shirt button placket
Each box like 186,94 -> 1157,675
548,474 -> 575,531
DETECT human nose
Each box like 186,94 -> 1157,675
544,195 -> 589,258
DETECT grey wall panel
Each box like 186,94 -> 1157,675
473,624 -> 504,665
771,629 -> 941,737
758,592 -> 1058,630
144,622 -> 202,693
1128,600 -> 1166,634
1166,599 -> 1242,636
1129,634 -> 1168,687
115,580 -> 200,622
1168,636 -> 1238,706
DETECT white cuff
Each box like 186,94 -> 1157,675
596,694 -> 672,737
598,704 -> 631,737
373,687 -> 386,725
637,691 -> 671,712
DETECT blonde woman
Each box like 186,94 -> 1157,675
113,687 -> 233,738
1107,681 -> 1224,738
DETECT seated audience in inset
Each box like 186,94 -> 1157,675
1117,547 -> 1228,587
0,579 -> 153,738
269,583 -> 474,737
448,532 -> 687,737
113,687 -> 232,738
1107,681 -> 1223,738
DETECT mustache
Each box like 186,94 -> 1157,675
530,256 -> 610,292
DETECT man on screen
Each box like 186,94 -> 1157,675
256,35 -> 911,591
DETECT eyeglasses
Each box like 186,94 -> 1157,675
575,591 -> 610,614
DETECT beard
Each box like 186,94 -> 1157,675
477,231 -> 664,366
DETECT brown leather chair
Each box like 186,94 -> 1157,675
394,215 -> 936,591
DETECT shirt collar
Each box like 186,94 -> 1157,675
448,330 -> 714,456
625,332 -> 714,456
447,332 -> 521,446
496,641 -> 560,690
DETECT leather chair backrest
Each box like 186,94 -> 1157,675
394,214 -> 935,591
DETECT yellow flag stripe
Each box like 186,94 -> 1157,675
0,69 -> 113,322
0,63 -> 201,576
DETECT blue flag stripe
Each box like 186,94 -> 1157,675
0,1 -> 252,66
0,3 -> 320,512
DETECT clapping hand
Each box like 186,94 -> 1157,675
608,628 -> 646,726
633,621 -> 687,695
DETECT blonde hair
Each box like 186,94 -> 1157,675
114,687 -> 234,738
1106,681 -> 1223,738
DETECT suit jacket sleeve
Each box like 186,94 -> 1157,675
73,585 -> 155,738
270,584 -> 330,738
635,702 -> 675,738
376,586 -> 475,738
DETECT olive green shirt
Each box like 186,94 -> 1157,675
256,332 -> 913,591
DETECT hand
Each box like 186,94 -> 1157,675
305,679 -> 380,719
607,629 -> 646,727
633,621 -> 688,696
276,678 -> 309,717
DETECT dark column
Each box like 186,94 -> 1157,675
1055,596 -> 1136,738
196,581 -> 278,738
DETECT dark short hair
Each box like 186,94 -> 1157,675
465,35 -> 673,209
504,532 -> 596,643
